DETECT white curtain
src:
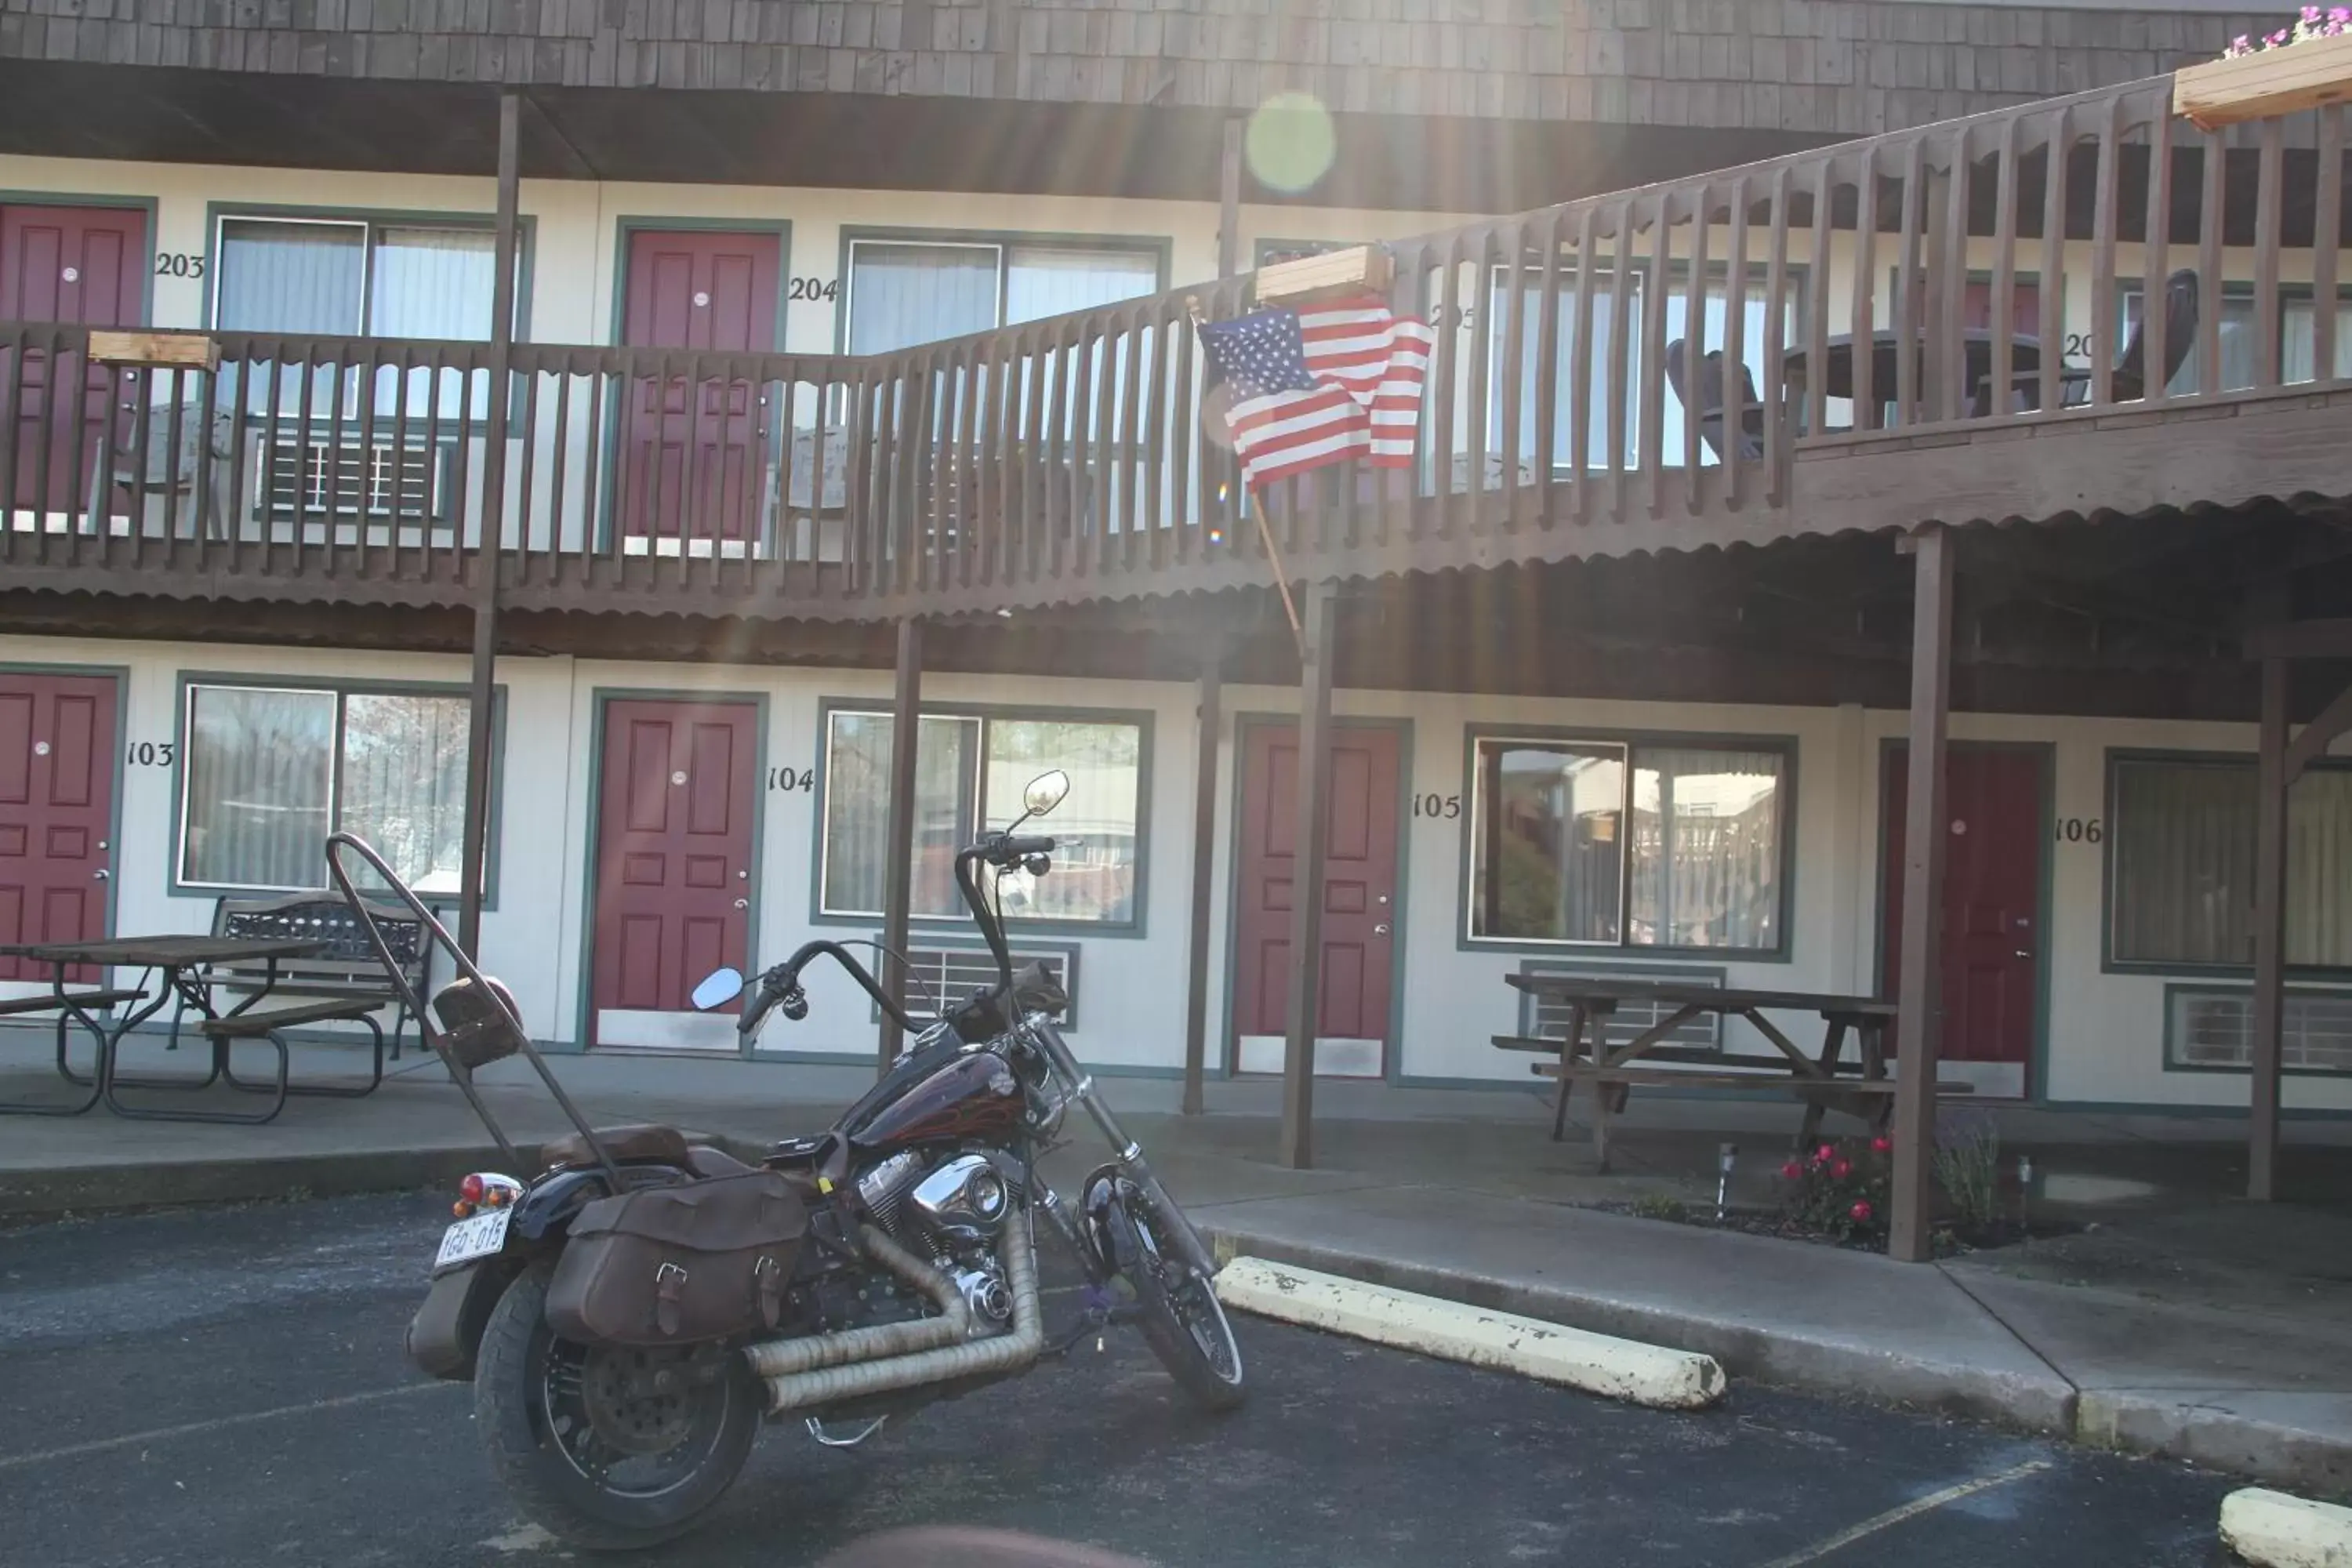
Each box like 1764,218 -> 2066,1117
848,243 -> 998,356
1628,747 -> 1783,949
1486,270 -> 1639,472
820,713 -> 978,918
180,686 -> 336,889
2111,760 -> 2352,967
2282,296 -> 2352,384
371,226 -> 499,421
216,220 -> 364,335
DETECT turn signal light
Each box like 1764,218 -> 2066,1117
452,1200 -> 474,1218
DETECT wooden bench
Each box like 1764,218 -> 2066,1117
201,995 -> 390,1110
0,986 -> 147,1116
190,893 -> 428,1060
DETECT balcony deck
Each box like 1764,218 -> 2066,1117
6,75 -> 2350,626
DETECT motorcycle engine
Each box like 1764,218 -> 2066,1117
833,1148 -> 1022,1334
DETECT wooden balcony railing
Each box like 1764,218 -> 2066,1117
6,73 -> 2350,621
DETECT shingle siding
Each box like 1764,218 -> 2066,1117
0,0 -> 2274,136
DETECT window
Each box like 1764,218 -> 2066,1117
179,683 -> 486,895
1486,267 -> 1795,469
214,216 -> 510,339
1468,735 -> 1786,950
844,237 -> 1162,355
2119,285 -> 2352,395
818,709 -> 1143,926
212,214 -> 523,436
2108,755 -> 2352,968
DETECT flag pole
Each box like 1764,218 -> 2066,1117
1188,292 -> 1306,663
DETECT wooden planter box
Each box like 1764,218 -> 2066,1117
2175,30 -> 2352,129
1255,244 -> 1393,305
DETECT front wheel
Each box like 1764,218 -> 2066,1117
1104,1190 -> 1246,1413
473,1265 -> 761,1552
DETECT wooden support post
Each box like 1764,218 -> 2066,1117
1280,583 -> 1340,1169
2250,653 -> 2289,1200
458,87 -> 521,960
879,616 -> 925,1072
1181,652 -> 1224,1116
1219,116 -> 1244,281
1889,524 -> 1953,1263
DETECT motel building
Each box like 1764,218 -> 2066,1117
2,0 -> 2350,1251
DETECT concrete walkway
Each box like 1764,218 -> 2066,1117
4,1041 -> 2350,1493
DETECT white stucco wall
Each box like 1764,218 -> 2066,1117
6,630 -> 2347,1116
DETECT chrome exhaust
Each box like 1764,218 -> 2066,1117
757,1217 -> 1044,1414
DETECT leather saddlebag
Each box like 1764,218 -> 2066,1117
546,1171 -> 808,1346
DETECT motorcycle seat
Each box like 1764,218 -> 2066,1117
684,1145 -> 753,1178
540,1123 -> 691,1170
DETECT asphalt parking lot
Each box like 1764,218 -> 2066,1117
0,1191 -> 2241,1567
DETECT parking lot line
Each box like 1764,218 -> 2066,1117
1755,1458 -> 2053,1567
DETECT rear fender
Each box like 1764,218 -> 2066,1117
405,1256 -> 520,1381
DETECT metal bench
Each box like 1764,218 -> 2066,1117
187,893 -> 429,1060
0,986 -> 146,1116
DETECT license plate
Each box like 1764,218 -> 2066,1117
434,1208 -> 511,1271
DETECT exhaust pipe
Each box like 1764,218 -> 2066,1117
742,1228 -> 969,1380
758,1217 -> 1044,1414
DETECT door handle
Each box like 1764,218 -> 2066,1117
734,898 -> 750,909
93,868 -> 110,881
2013,949 -> 2032,959
1373,922 -> 1391,935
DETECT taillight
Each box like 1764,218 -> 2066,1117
459,1173 -> 487,1206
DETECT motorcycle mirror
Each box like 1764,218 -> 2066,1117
1023,770 -> 1070,818
691,967 -> 745,1010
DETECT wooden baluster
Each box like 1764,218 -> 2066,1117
2090,96 -> 2123,406
2318,106 -> 2344,385
1723,174 -> 1749,510
1990,114 -> 2021,419
1532,208 -> 1563,526
2040,106 -> 2071,414
1854,145 -> 1881,430
1764,165 -> 1792,506
2142,93 -> 2173,407
2256,114 -> 2285,391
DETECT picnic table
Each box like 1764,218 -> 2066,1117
1497,975 -> 1968,1172
0,934 -> 384,1124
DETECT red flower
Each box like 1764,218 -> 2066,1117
1814,1143 -> 1836,1163
1870,1135 -> 1893,1154
1831,1158 -> 1853,1180
1849,1200 -> 1874,1222
1780,1160 -> 1802,1180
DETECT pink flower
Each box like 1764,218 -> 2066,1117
1870,1134 -> 1893,1154
1831,1158 -> 1853,1180
2270,28 -> 2293,45
2303,4 -> 2323,21
1849,1200 -> 1874,1223
1815,1143 -> 1836,1163
1780,1160 -> 1803,1180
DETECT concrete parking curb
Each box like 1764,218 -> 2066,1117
1200,1220 -> 2077,1435
1214,1254 -> 1726,1410
2082,1392 -> 2352,1496
2220,1488 -> 2352,1567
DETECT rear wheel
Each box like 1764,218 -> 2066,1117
474,1265 -> 760,1552
1104,1190 -> 1246,1413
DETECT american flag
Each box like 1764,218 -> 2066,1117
1197,293 -> 1437,489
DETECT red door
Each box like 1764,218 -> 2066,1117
619,230 -> 779,546
590,699 -> 758,1050
0,205 -> 147,517
1233,722 -> 1401,1078
1880,746 -> 2043,1098
0,673 -> 118,985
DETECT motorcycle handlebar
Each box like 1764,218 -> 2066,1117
753,940 -> 923,1038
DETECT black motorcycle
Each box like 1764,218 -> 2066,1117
331,767 -> 1243,1553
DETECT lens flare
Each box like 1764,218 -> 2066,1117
1245,92 -> 1337,195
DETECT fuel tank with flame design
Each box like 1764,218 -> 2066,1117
842,1044 -> 1026,1152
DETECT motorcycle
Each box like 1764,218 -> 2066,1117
328,768 -> 1243,1553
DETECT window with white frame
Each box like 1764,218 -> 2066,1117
843,237 -> 1162,354
2108,754 -> 2352,968
178,682 -> 487,895
818,709 -> 1142,926
1467,735 -> 1787,949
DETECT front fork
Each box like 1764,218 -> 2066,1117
1023,1016 -> 1218,1283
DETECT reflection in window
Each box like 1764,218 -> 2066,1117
820,710 -> 1143,925
1469,735 -> 1787,950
